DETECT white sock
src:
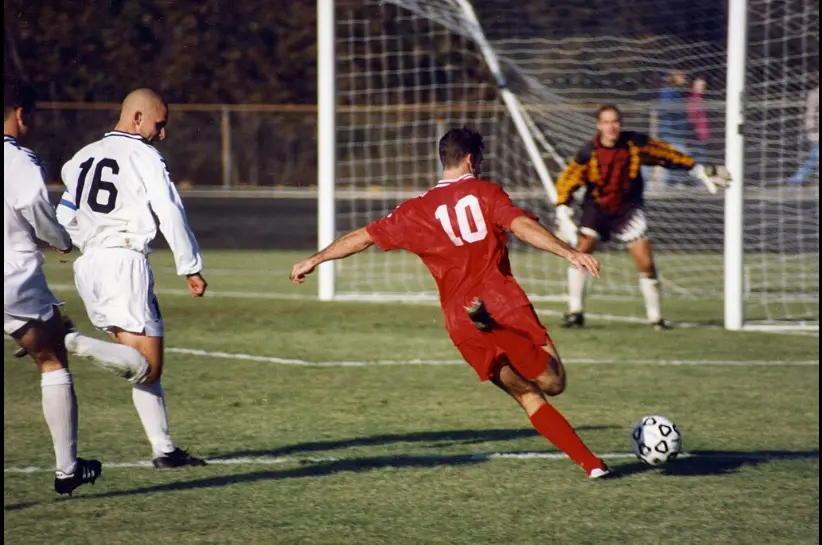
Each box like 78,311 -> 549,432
568,267 -> 588,314
41,369 -> 78,476
132,380 -> 175,457
65,332 -> 150,384
639,275 -> 663,323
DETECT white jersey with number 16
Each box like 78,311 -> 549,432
57,131 -> 202,276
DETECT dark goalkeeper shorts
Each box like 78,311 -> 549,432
579,204 -> 648,244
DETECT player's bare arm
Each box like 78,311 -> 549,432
509,216 -> 600,278
290,226 -> 375,283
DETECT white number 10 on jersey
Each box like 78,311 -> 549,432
434,195 -> 488,246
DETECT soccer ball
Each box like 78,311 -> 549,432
631,415 -> 682,465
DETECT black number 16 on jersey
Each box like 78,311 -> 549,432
76,157 -> 119,214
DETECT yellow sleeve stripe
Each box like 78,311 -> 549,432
555,161 -> 587,205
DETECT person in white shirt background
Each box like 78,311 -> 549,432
57,88 -> 209,469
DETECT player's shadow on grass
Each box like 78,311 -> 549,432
613,449 -> 819,478
212,426 -> 618,460
59,454 -> 487,502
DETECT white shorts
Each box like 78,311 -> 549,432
73,248 -> 164,337
4,253 -> 60,335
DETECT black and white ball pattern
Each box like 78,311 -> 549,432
631,415 -> 682,465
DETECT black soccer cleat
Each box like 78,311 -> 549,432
54,458 -> 102,496
62,317 -> 77,335
14,318 -> 76,359
652,319 -> 674,331
465,298 -> 494,331
152,448 -> 207,469
560,312 -> 585,328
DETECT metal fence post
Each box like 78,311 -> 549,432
221,107 -> 232,188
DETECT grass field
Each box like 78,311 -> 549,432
4,250 -> 819,545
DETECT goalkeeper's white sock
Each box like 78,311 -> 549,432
639,275 -> 663,323
64,332 -> 150,384
568,267 -> 588,314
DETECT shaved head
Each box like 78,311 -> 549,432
114,88 -> 168,142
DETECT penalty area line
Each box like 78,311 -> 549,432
165,347 -> 819,367
4,338 -> 817,366
48,284 -> 818,336
4,450 -> 818,474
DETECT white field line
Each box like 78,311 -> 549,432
46,264 -> 296,277
50,284 -> 314,301
46,284 -> 820,337
4,333 -> 818,367
165,347 -> 819,367
5,450 -> 818,474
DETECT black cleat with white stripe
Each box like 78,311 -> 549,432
560,312 -> 585,328
54,458 -> 102,496
652,319 -> 674,331
152,448 -> 207,469
465,298 -> 494,331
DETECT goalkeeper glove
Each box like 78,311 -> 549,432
555,204 -> 578,243
690,164 -> 732,194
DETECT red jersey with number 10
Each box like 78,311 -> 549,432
366,174 -> 536,345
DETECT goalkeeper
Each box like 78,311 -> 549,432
554,105 -> 730,330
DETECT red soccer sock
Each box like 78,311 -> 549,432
528,403 -> 605,473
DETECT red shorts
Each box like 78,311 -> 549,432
456,305 -> 552,382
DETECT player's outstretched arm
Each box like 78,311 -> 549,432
509,216 -> 600,278
640,137 -> 696,171
640,136 -> 731,194
290,227 -> 375,284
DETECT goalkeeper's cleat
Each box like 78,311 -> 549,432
652,319 -> 674,331
465,298 -> 494,331
14,346 -> 28,358
152,448 -> 207,469
560,312 -> 585,328
54,458 -> 102,496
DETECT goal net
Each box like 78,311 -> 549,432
744,0 -> 819,328
329,0 -> 819,328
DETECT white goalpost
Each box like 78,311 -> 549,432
724,0 -> 747,331
317,0 -> 819,331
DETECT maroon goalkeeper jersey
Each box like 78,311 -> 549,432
366,174 -> 536,345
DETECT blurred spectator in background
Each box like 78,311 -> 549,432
687,77 -> 711,166
788,79 -> 819,187
657,70 -> 690,186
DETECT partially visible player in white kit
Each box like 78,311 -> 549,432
57,88 -> 209,469
5,78 -> 155,495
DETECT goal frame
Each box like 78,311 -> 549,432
317,0 -> 818,333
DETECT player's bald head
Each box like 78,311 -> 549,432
116,88 -> 168,142
120,88 -> 166,120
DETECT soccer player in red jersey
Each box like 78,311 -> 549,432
290,127 -> 610,478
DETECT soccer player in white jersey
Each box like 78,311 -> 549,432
5,78 -> 144,495
57,88 -> 208,469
